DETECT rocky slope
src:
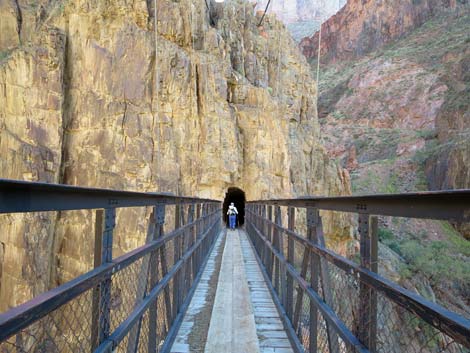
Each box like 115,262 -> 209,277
300,0 -> 461,62
0,0 -> 352,311
313,6 -> 470,316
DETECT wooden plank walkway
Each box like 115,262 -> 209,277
170,229 -> 294,353
170,230 -> 226,353
239,231 -> 294,353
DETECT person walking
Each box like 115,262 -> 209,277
227,202 -> 238,230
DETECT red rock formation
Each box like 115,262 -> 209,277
300,0 -> 457,62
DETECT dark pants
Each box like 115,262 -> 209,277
229,214 -> 236,229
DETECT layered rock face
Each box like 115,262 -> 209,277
315,7 -> 469,197
300,0 -> 459,62
0,0 -> 351,311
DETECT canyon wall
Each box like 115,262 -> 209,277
0,0 -> 352,311
253,0 -> 345,24
253,0 -> 346,42
300,0 -> 459,62
312,2 -> 470,315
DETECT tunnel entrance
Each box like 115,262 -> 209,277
223,187 -> 246,228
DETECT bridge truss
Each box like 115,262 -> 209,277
0,180 -> 469,353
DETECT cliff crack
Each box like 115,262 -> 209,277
14,0 -> 23,40
121,101 -> 128,150
195,64 -> 202,116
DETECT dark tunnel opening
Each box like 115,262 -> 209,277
223,187 -> 246,228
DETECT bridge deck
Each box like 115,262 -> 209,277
170,229 -> 294,353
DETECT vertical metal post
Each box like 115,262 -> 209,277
99,208 -> 116,344
273,206 -> 280,292
200,203 -> 205,234
267,205 -> 274,278
358,213 -> 372,348
311,209 -> 339,353
258,204 -> 263,253
127,205 -> 164,353
146,204 -> 165,353
261,205 -> 267,267
185,204 -> 195,296
173,203 -> 181,320
276,206 -> 287,308
370,216 -> 378,353
196,203 -> 201,236
182,205 -> 189,297
177,204 -> 186,312
254,205 -> 259,252
201,204 -> 209,261
286,207 -> 295,320
91,210 -> 104,352
260,204 -> 265,259
307,208 -> 318,353
195,204 -> 202,275
293,229 -> 310,331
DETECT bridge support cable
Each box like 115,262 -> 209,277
153,0 -> 162,192
245,191 -> 470,352
258,0 -> 272,26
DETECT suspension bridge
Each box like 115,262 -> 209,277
0,179 -> 469,353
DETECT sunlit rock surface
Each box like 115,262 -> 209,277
0,0 -> 352,311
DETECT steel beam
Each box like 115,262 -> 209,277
0,179 -> 219,213
248,190 -> 470,221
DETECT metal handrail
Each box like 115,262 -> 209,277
248,189 -> 470,221
0,210 -> 220,341
0,179 -> 223,353
247,209 -> 470,347
0,178 -> 220,214
245,197 -> 470,353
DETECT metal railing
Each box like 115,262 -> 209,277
0,179 -> 222,353
245,191 -> 470,353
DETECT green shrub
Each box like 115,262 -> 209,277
378,227 -> 394,241
416,129 -> 437,140
398,263 -> 412,279
399,239 -> 470,284
387,241 -> 403,256
332,110 -> 346,120
441,221 -> 470,257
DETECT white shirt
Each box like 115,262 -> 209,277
227,205 -> 238,215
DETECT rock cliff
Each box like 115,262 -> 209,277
254,0 -> 346,42
0,0 -> 351,311
254,0 -> 345,24
300,0 -> 460,62
312,5 -> 470,316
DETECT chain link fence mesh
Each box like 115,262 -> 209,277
246,206 -> 470,353
0,204 -> 221,353
1,288 -> 94,353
